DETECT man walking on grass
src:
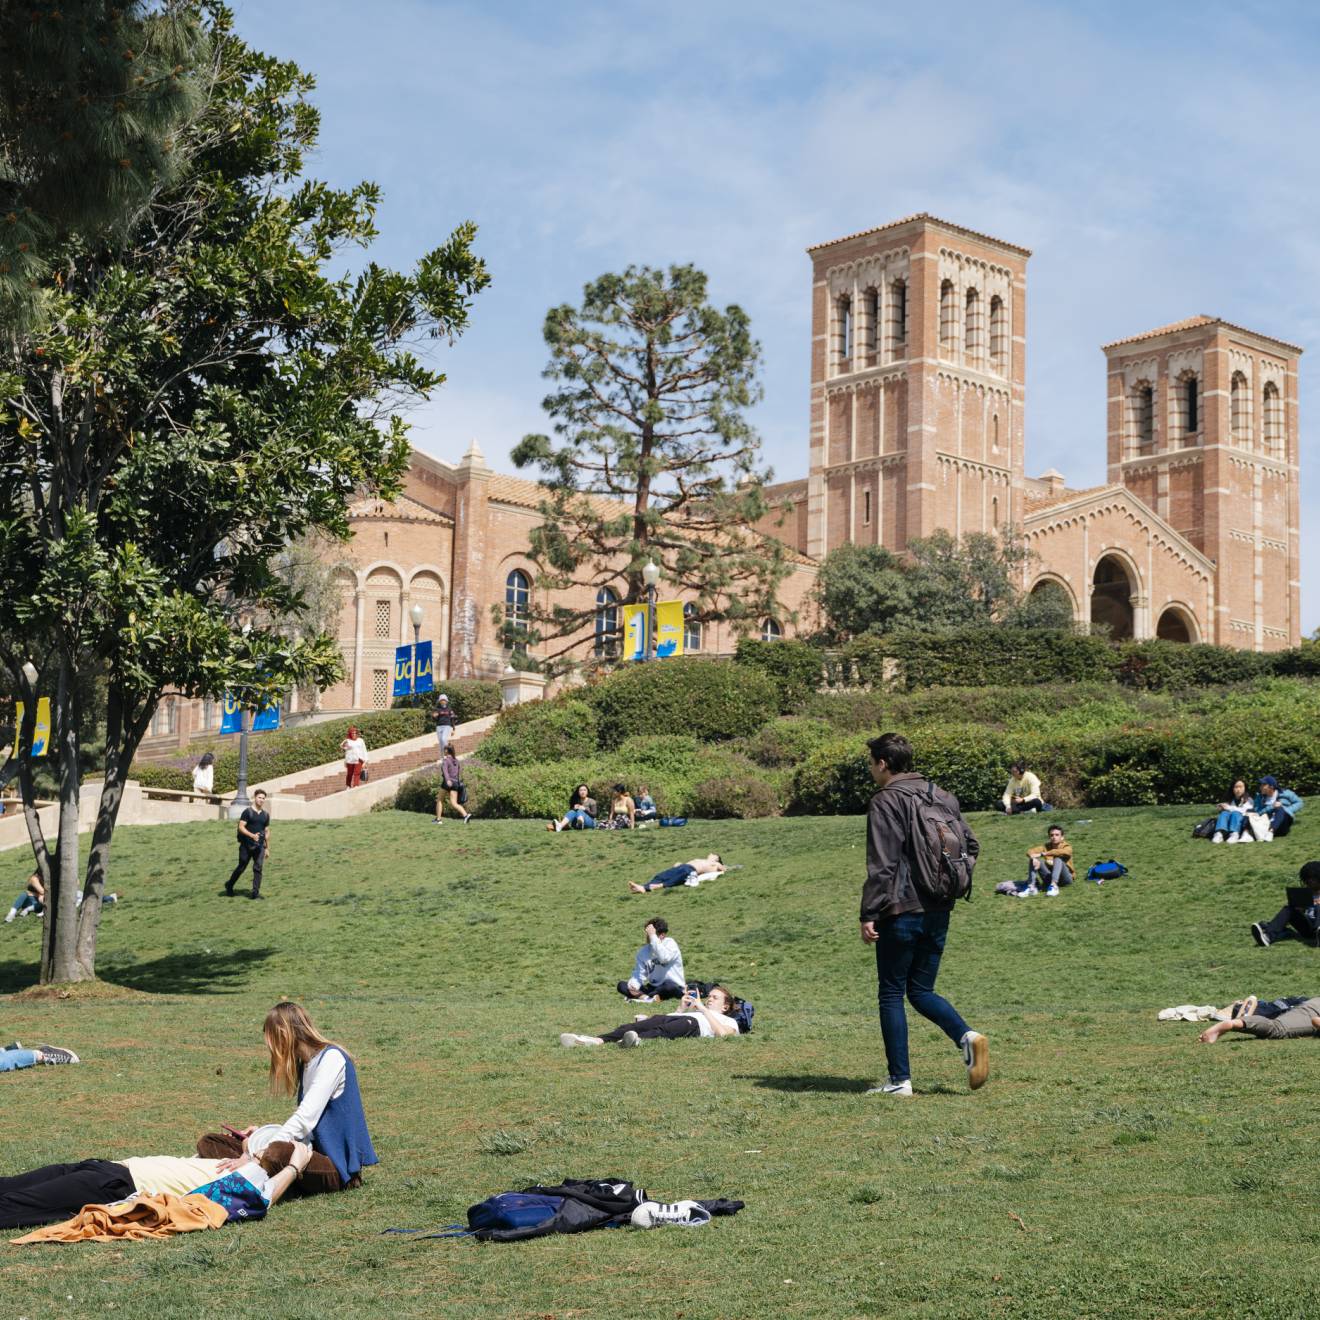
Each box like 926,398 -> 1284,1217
860,732 -> 989,1097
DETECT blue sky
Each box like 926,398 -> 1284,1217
234,0 -> 1320,632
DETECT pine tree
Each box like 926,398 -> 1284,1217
509,265 -> 790,671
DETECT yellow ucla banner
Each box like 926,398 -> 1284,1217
14,698 -> 51,757
655,600 -> 684,658
622,604 -> 648,662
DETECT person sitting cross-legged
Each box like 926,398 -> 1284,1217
1018,825 -> 1074,897
1250,861 -> 1320,948
617,917 -> 686,1001
1002,760 -> 1047,815
1212,779 -> 1253,844
1245,776 -> 1304,842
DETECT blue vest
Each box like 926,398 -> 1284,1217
301,1049 -> 378,1186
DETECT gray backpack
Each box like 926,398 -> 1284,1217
892,778 -> 976,903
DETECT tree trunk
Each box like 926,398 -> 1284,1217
44,654 -> 86,983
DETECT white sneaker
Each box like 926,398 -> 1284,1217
1014,884 -> 1038,898
1240,833 -> 1257,845
3,909 -> 14,923
1261,831 -> 1273,842
1211,832 -> 1224,844
865,1080 -> 913,1096
630,1199 -> 711,1228
1045,883 -> 1060,897
1226,833 -> 1242,844
960,1031 -> 989,1090
559,1033 -> 600,1048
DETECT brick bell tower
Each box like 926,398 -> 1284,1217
804,214 -> 1030,560
1103,316 -> 1302,649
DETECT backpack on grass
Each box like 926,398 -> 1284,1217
890,779 -> 976,903
1086,860 -> 1127,883
1191,817 -> 1217,840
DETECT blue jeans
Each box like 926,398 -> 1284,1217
12,893 -> 41,916
565,809 -> 595,830
1215,809 -> 1245,835
874,910 -> 971,1084
650,864 -> 696,890
0,1049 -> 38,1072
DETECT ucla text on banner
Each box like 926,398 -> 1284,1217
622,603 -> 648,662
655,601 -> 684,658
390,641 -> 411,696
14,698 -> 52,757
413,641 -> 434,694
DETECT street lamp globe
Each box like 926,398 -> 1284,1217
410,603 -> 424,629
642,560 -> 660,588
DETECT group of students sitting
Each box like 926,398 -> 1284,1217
548,782 -> 660,831
0,1002 -> 376,1239
1207,776 -> 1304,844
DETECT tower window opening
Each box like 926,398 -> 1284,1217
888,278 -> 907,358
1184,374 -> 1198,438
1131,383 -> 1154,455
1263,381 -> 1283,458
964,287 -> 982,361
989,295 -> 1006,371
837,295 -> 852,369
863,488 -> 872,525
939,280 -> 955,353
1230,371 -> 1250,446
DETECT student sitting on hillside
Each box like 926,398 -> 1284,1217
4,872 -> 44,924
1245,776 -> 1304,841
1211,779 -> 1253,843
618,917 -> 686,1001
634,785 -> 659,824
548,784 -> 597,832
561,984 -> 745,1048
1250,861 -> 1320,947
600,783 -> 636,830
628,854 -> 725,893
1002,760 -> 1047,814
1018,825 -> 1074,896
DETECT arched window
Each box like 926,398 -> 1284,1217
964,287 -> 982,361
594,586 -> 619,657
760,617 -> 782,642
861,287 -> 878,362
505,569 -> 530,630
863,488 -> 872,526
1181,373 -> 1199,441
992,413 -> 1000,451
837,295 -> 852,369
1263,381 -> 1283,458
989,295 -> 1006,371
991,495 -> 1000,527
888,278 -> 907,358
1230,371 -> 1250,446
939,280 -> 955,352
683,602 -> 702,653
1131,383 -> 1154,455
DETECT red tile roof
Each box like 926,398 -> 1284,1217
807,213 -> 1031,258
1102,316 -> 1303,355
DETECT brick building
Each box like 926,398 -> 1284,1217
767,212 -> 1302,649
141,210 -> 1302,749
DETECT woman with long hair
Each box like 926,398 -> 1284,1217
192,751 -> 216,796
1212,778 -> 1252,843
223,1002 -> 377,1193
341,726 -> 368,789
548,783 -> 597,831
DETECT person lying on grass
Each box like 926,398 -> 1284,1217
1199,996 -> 1320,1043
629,854 -> 725,893
0,1041 -> 78,1073
0,1137 -> 311,1230
561,984 -> 744,1048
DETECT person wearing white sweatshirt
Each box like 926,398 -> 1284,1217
618,917 -> 686,1001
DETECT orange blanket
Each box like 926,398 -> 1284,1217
10,1192 -> 228,1244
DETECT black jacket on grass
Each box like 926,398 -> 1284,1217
861,772 -> 979,922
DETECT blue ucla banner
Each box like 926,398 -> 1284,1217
220,691 -> 280,734
394,642 -> 434,696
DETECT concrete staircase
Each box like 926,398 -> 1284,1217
285,726 -> 485,801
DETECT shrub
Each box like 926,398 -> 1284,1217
390,679 -> 502,722
688,773 -> 781,819
740,716 -> 836,768
614,735 -> 705,777
1115,641 -> 1273,691
478,700 -> 598,767
733,638 -> 825,710
1084,765 -> 1160,807
585,658 -> 777,747
790,736 -> 872,815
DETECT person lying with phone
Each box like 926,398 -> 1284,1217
559,984 -> 745,1048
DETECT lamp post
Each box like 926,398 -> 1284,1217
642,559 -> 660,661
410,603 -> 424,646
228,622 -> 253,820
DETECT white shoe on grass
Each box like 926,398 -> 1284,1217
1014,884 -> 1037,898
1045,883 -> 1060,897
559,1033 -> 600,1048
960,1031 -> 989,1090
865,1080 -> 913,1096
1211,832 -> 1224,843
1240,834 -> 1257,845
1226,833 -> 1241,844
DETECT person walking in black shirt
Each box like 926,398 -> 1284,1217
226,789 -> 271,899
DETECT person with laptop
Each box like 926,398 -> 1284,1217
1250,861 -> 1320,948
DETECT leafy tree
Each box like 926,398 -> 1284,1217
816,528 -> 1040,639
1004,578 -> 1076,631
507,265 -> 790,672
0,0 -> 213,327
0,9 -> 488,982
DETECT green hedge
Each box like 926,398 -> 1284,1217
133,708 -> 435,793
733,638 -> 825,711
389,679 -> 503,721
477,699 -> 599,767
584,658 -> 777,747
738,716 -> 836,768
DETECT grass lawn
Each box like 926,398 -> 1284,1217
1,806 -> 1318,1319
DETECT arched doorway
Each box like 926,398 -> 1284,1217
1025,577 -> 1076,629
1155,606 -> 1194,643
1091,556 -> 1135,640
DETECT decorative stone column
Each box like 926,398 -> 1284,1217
500,668 -> 547,706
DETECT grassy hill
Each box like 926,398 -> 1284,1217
1,808 -> 1318,1318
